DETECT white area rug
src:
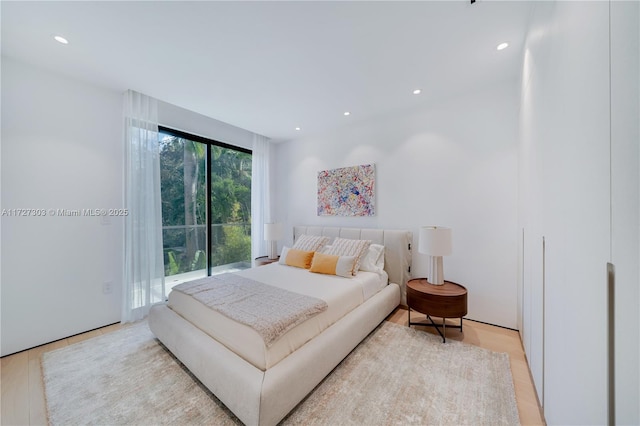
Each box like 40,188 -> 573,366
43,321 -> 519,425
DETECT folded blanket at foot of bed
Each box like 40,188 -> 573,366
171,273 -> 328,347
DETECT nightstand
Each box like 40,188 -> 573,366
255,256 -> 280,267
407,278 -> 467,343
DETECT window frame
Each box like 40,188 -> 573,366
158,125 -> 252,277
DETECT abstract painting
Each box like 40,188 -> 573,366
317,164 -> 375,216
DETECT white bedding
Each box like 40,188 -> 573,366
167,263 -> 388,370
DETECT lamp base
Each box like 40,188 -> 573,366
268,241 -> 278,260
429,256 -> 445,285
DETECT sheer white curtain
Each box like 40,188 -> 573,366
122,90 -> 165,323
251,134 -> 272,261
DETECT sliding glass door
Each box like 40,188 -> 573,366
159,128 -> 252,290
209,145 -> 252,272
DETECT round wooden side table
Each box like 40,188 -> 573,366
407,278 -> 468,343
254,256 -> 280,267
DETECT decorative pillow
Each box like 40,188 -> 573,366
321,237 -> 371,276
292,234 -> 331,252
279,246 -> 315,269
309,253 -> 356,278
359,244 -> 385,274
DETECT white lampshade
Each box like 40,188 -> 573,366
419,226 -> 452,256
419,226 -> 452,285
264,223 -> 283,241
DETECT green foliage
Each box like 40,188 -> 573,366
159,132 -> 252,277
211,225 -> 252,267
166,251 -> 181,276
191,249 -> 207,270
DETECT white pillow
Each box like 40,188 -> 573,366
359,244 -> 385,274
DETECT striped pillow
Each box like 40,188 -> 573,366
292,234 -> 331,252
322,237 -> 371,276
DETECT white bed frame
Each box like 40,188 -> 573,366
149,226 -> 412,426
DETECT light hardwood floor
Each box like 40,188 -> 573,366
1,309 -> 545,425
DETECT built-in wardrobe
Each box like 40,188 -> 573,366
517,1 -> 639,424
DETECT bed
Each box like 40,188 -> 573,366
148,226 -> 412,426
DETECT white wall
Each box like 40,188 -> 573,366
1,58 -> 123,356
0,58 -> 261,356
518,1 -> 639,424
158,101 -> 256,151
274,82 -> 519,329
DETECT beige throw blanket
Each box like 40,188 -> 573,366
172,273 -> 328,347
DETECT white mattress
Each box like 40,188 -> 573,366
167,263 -> 388,370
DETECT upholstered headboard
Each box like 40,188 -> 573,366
293,226 -> 413,305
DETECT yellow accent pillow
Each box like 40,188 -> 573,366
309,252 -> 356,278
280,247 -> 315,269
309,252 -> 339,274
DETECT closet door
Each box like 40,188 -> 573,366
519,2 -> 611,424
543,4 -> 610,424
610,1 -> 640,423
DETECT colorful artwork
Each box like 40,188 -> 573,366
317,164 -> 375,216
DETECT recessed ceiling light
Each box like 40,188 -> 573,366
413,89 -> 422,95
54,35 -> 69,44
497,42 -> 509,51
295,127 -> 301,131
344,112 -> 351,116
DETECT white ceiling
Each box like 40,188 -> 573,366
1,1 -> 533,142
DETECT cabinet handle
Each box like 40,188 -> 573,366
607,262 -> 615,426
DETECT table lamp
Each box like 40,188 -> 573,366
264,223 -> 283,260
419,226 -> 452,285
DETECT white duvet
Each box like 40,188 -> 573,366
167,263 -> 388,370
